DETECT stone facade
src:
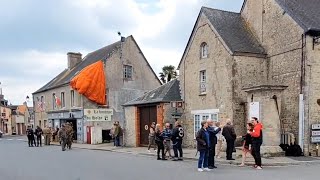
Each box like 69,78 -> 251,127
179,0 -> 320,155
33,36 -> 161,144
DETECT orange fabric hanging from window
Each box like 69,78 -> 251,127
70,60 -> 106,105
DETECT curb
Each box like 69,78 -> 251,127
46,143 -> 316,167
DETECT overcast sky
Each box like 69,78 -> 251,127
0,0 -> 243,106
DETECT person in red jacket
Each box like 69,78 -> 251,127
250,117 -> 263,170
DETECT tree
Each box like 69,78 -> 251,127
159,65 -> 177,84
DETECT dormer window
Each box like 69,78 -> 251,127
200,42 -> 208,59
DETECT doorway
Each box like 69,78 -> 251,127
66,119 -> 77,140
139,106 -> 157,146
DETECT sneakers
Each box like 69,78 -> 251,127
198,168 -> 204,172
203,168 -> 211,171
147,150 -> 151,153
255,166 -> 263,170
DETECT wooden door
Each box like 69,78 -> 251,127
139,106 -> 157,146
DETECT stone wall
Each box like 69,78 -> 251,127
179,14 -> 232,147
304,36 -> 320,155
242,0 -> 304,138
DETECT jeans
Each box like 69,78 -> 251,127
115,136 -> 120,146
198,150 -> 209,168
226,140 -> 235,159
252,142 -> 262,166
208,145 -> 216,167
173,140 -> 183,158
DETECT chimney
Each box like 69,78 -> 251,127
67,52 -> 82,69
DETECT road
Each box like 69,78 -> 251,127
0,136 -> 319,180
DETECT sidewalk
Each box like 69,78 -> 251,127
51,142 -> 320,166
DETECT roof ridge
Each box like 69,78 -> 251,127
201,6 -> 240,14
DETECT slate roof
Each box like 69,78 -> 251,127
33,40 -> 121,94
202,7 -> 265,54
276,0 -> 320,34
123,79 -> 182,106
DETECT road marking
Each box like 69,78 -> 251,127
7,139 -> 13,141
17,139 -> 24,141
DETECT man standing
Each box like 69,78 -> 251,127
26,126 -> 34,147
42,126 -> 50,145
58,124 -> 67,151
35,126 -> 43,147
250,117 -> 263,170
222,119 -> 236,160
113,122 -> 121,147
172,121 -> 184,161
66,123 -> 74,150
162,123 -> 172,159
207,119 -> 221,169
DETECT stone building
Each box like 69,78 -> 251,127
32,36 -> 161,143
178,0 -> 320,155
10,103 -> 30,135
123,79 -> 182,147
0,94 -> 12,135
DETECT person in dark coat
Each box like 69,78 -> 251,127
207,119 -> 221,169
35,126 -> 43,147
196,120 -> 211,172
155,124 -> 166,160
26,126 -> 35,147
171,121 -> 184,161
222,119 -> 237,160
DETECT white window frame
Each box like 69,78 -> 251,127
71,90 -> 75,107
193,112 -> 219,139
52,93 -> 56,110
61,92 -> 65,108
200,43 -> 208,59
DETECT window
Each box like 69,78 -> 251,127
200,70 -> 206,93
52,93 -> 56,109
44,120 -> 47,127
71,90 -> 75,107
123,65 -> 133,79
193,113 -> 219,138
1,113 -> 5,117
40,96 -> 44,103
200,42 -> 208,58
39,120 -> 42,128
61,92 -> 65,108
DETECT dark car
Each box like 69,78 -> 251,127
0,130 -> 3,138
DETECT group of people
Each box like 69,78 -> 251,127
26,122 -> 74,152
147,121 -> 184,161
26,125 -> 54,147
196,117 -> 263,172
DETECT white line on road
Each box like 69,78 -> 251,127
7,139 -> 13,141
17,139 -> 24,141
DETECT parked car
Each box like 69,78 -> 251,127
0,130 -> 3,138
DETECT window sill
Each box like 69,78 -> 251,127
199,93 -> 207,96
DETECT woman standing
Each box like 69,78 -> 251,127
196,120 -> 211,172
147,122 -> 156,152
155,124 -> 166,160
239,122 -> 254,167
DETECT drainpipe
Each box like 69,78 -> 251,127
298,33 -> 306,152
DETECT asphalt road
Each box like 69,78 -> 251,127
0,136 -> 319,180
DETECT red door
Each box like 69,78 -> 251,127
87,126 -> 91,144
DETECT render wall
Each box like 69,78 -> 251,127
83,36 -> 161,130
123,106 -> 136,147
